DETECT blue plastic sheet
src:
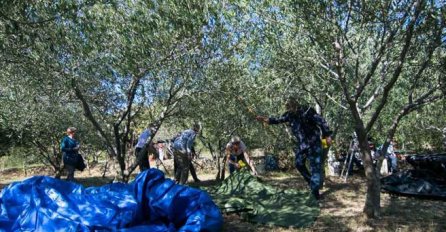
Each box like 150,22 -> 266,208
0,169 -> 222,231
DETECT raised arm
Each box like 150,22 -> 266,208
256,112 -> 289,125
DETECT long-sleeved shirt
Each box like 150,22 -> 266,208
172,129 -> 197,154
136,129 -> 152,149
61,136 -> 79,156
268,106 -> 331,150
61,136 -> 80,166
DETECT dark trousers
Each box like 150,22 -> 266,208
174,151 -> 200,184
65,164 -> 75,181
294,146 -> 323,195
228,154 -> 250,174
63,153 -> 77,181
174,151 -> 190,184
189,161 -> 200,182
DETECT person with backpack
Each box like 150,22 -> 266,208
256,98 -> 332,200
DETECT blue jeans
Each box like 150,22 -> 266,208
387,154 -> 398,173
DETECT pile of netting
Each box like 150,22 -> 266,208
204,170 -> 320,228
381,153 -> 446,200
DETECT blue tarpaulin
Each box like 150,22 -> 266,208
0,169 -> 223,231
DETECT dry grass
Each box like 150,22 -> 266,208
1,164 -> 446,232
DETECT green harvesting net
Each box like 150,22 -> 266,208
204,170 -> 320,228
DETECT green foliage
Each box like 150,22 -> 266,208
0,0 -> 444,174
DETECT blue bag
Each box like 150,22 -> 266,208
76,153 -> 86,171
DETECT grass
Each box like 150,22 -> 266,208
1,165 -> 446,231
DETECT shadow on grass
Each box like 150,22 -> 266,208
263,173 -> 374,231
377,193 -> 446,232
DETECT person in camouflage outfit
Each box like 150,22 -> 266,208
256,98 -> 332,199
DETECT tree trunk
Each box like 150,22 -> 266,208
102,157 -> 109,178
117,154 -> 128,182
216,155 -> 221,180
355,126 -> 381,218
54,168 -> 62,179
220,155 -> 227,180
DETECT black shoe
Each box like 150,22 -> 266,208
194,179 -> 201,183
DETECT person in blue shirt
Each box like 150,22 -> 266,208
61,127 -> 80,181
168,134 -> 200,183
135,123 -> 157,171
172,123 -> 201,184
256,98 -> 332,199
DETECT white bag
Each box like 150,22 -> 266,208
380,158 -> 389,176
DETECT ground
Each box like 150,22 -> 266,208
1,161 -> 445,232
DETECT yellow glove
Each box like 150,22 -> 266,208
238,160 -> 246,168
321,139 -> 329,149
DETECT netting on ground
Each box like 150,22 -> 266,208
381,153 -> 446,200
204,170 -> 320,228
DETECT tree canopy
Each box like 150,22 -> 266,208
1,0 -> 445,218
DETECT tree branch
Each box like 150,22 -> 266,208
366,0 -> 423,133
326,93 -> 348,109
72,79 -> 117,156
354,2 -> 415,101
